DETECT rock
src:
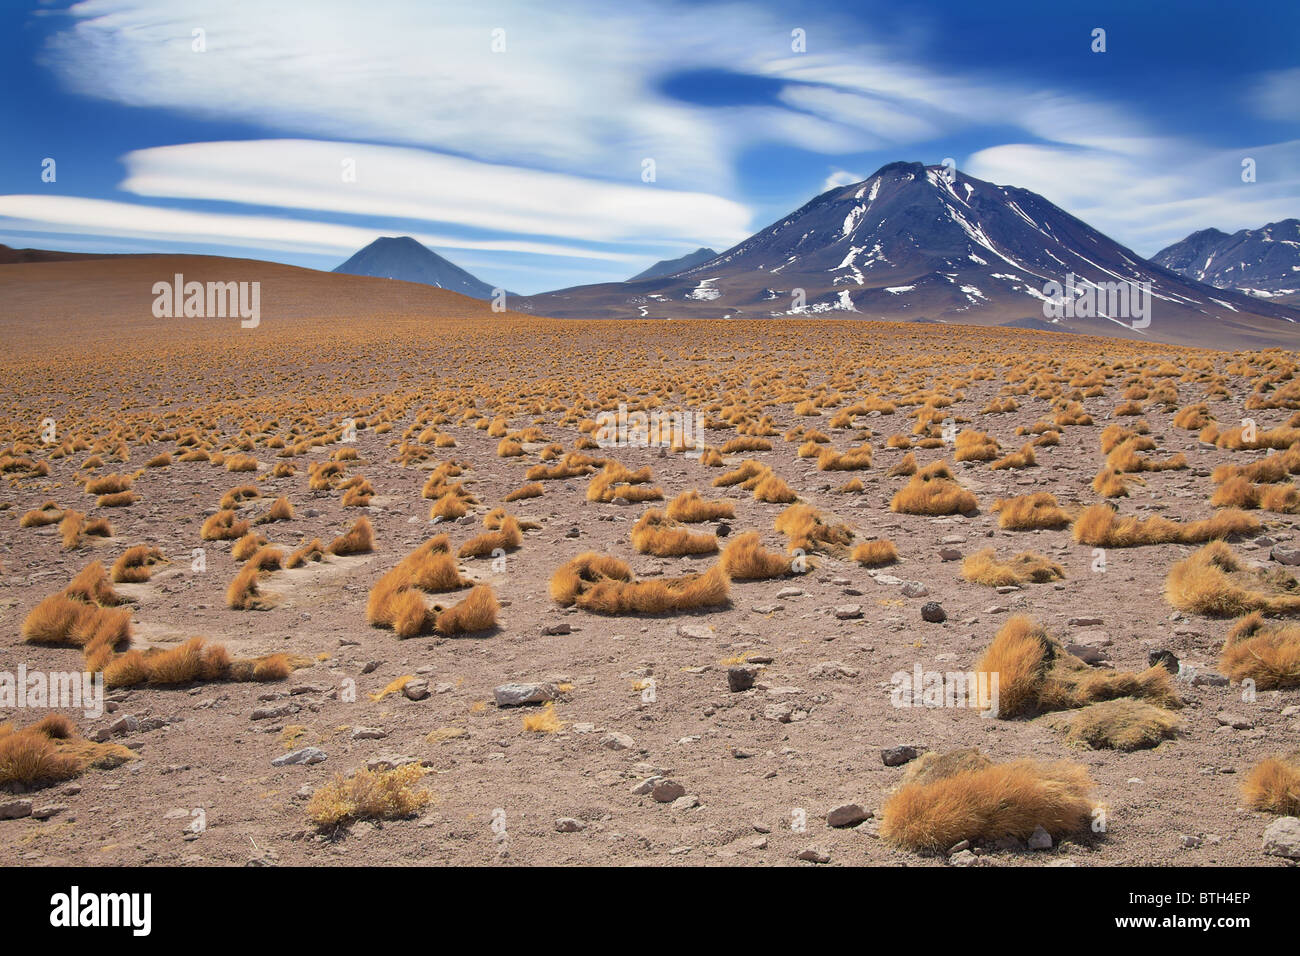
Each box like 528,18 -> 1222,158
600,732 -> 635,751
808,661 -> 857,679
31,804 -> 66,820
630,777 -> 661,796
1215,713 -> 1254,730
882,745 -> 920,767
366,753 -> 418,772
402,679 -> 430,701
677,623 -> 713,640
826,803 -> 870,828
651,780 -> 687,803
542,622 -> 572,635
938,547 -> 962,561
796,848 -> 830,863
251,703 -> 297,721
776,587 -> 805,598
764,702 -> 795,722
1263,817 -> 1300,858
834,604 -> 863,620
949,849 -> 979,866
272,747 -> 327,767
493,682 -> 557,707
1068,616 -> 1103,626
0,799 -> 33,820
350,726 -> 387,740
1065,643 -> 1108,666
1148,650 -> 1179,674
671,794 -> 701,810
1027,825 -> 1053,850
921,602 -> 946,623
108,715 -> 140,735
555,817 -> 586,832
715,522 -> 731,537
1180,834 -> 1203,849
900,581 -> 929,598
948,840 -> 971,855
727,664 -> 761,692
1271,545 -> 1300,566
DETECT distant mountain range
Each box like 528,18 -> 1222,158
1154,219 -> 1300,303
333,236 -> 500,300
629,247 -> 718,281
509,161 -> 1297,348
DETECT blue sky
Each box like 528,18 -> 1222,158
1,0 -> 1296,294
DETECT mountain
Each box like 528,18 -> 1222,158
629,247 -> 718,281
333,236 -> 499,299
513,161 -> 1299,348
1153,220 -> 1300,301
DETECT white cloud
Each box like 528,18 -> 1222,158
822,169 -> 862,191
1249,68 -> 1300,122
0,194 -> 639,262
119,139 -> 753,250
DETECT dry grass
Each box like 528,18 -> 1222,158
20,502 -> 62,527
631,509 -> 718,556
1218,612 -> 1300,687
432,584 -> 500,635
306,764 -> 430,828
879,749 -> 1095,852
992,492 -> 1071,530
109,544 -> 164,583
1241,754 -> 1300,815
551,553 -> 729,613
666,490 -> 735,523
889,469 -> 978,516
961,549 -> 1064,587
327,517 -> 374,555
1072,503 -> 1259,547
522,702 -> 564,733
1166,541 -> 1300,616
721,531 -> 794,579
504,482 -> 544,502
1048,698 -> 1181,750
0,717 -> 135,787
852,539 -> 899,566
200,509 -> 251,541
285,537 -> 325,568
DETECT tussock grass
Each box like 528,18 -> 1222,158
1219,613 -> 1300,689
110,544 -> 165,583
0,717 -> 135,787
285,537 -> 325,568
504,482 -> 544,502
432,584 -> 499,635
774,503 -> 853,554
1210,477 -> 1300,513
961,549 -> 1064,587
889,464 -> 978,516
459,515 -> 523,558
1166,542 -> 1300,616
721,531 -> 794,579
328,517 -> 374,555
1242,754 -> 1300,815
20,502 -> 62,527
989,443 -> 1036,470
201,509 -> 251,541
852,539 -> 899,566
879,749 -> 1095,852
550,554 -> 730,614
1048,698 -> 1181,750
992,492 -> 1071,530
631,509 -> 718,556
307,764 -> 430,828
666,490 -> 735,523
1072,503 -> 1258,547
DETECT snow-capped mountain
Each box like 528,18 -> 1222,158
1153,220 -> 1300,300
514,162 -> 1298,348
333,236 -> 500,300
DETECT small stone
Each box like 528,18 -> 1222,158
900,581 -> 929,598
921,602 -> 946,623
350,726 -> 387,740
882,745 -> 920,767
542,621 -> 572,635
493,682 -> 557,707
727,664 -> 761,692
796,848 -> 830,863
1270,545 -> 1300,566
949,849 -> 979,866
31,804 -> 66,820
272,747 -> 327,767
600,732 -> 635,751
671,794 -> 701,810
1027,825 -> 1053,850
402,679 -> 430,701
677,623 -> 713,640
651,780 -> 687,803
834,604 -> 863,620
1149,650 -> 1179,674
1262,816 -> 1300,858
1181,834 -> 1204,849
1216,713 -> 1254,730
555,817 -> 586,832
0,799 -> 34,820
948,840 -> 970,855
938,547 -> 962,562
826,803 -> 870,828
1068,616 -> 1103,627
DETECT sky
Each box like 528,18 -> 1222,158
1,0 -> 1297,295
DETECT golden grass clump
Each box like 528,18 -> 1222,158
1219,613 -> 1300,689
226,562 -> 275,610
432,584 -> 499,635
307,764 -> 430,828
219,484 -> 261,509
666,490 -> 735,523
1210,477 -> 1300,513
231,532 -> 269,562
285,537 -> 325,568
255,495 -> 295,524
631,509 -> 718,556
1165,541 -> 1300,616
1072,503 -> 1258,547
889,466 -> 978,516
961,549 -> 1064,587
974,615 -> 1180,718
816,445 -> 873,471
110,544 -> 165,583
549,552 -> 633,605
721,531 -> 794,579
953,430 -> 1000,462
879,749 -> 1095,852
852,538 -> 899,567
327,517 -> 374,555
459,515 -> 524,558
774,503 -> 853,554
886,451 -> 918,476
504,482 -> 544,502
1241,754 -> 1300,815
991,492 -> 1071,530
551,554 -> 729,614
0,717 -> 135,787
84,473 -> 133,495
20,502 -> 63,527
64,561 -> 123,606
201,509 -> 251,541
989,443 -> 1036,470
1048,698 -> 1181,751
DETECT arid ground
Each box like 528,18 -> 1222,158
2,257 -> 1299,866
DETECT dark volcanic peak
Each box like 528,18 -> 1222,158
333,236 -> 499,300
1153,219 -> 1300,298
512,161 -> 1299,347
629,247 -> 719,281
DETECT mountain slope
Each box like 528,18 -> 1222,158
1153,219 -> 1300,300
514,162 -> 1299,348
333,236 -> 499,299
629,247 -> 719,281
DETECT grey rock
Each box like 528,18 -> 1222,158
1027,825 -> 1053,850
826,803 -> 870,828
272,747 -> 327,767
882,746 -> 920,767
493,682 -> 557,707
0,799 -> 33,820
1263,817 -> 1300,858
921,602 -> 947,623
